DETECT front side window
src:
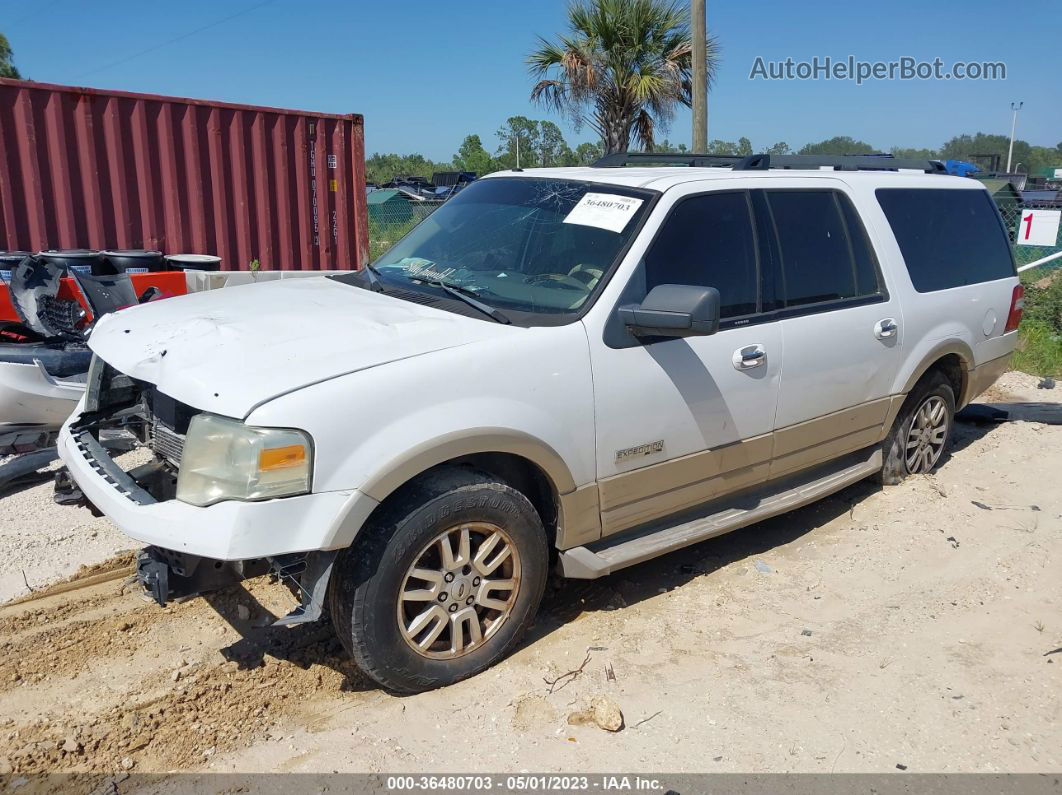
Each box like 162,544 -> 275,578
643,191 -> 759,319
344,177 -> 652,320
876,187 -> 1015,292
765,190 -> 882,308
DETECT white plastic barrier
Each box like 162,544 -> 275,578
184,270 -> 355,293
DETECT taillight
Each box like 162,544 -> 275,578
1004,284 -> 1024,333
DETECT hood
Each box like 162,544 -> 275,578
89,277 -> 511,418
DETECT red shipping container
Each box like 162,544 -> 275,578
0,78 -> 368,271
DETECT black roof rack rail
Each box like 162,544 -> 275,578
593,152 -> 744,168
733,154 -> 946,174
592,151 -> 946,174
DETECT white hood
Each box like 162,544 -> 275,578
88,277 -> 511,418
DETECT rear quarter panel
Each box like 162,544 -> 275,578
849,176 -> 1019,400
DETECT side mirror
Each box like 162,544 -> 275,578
618,284 -> 721,338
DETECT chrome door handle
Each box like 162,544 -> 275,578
733,344 -> 766,369
875,318 -> 898,339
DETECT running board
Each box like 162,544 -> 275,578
559,447 -> 882,579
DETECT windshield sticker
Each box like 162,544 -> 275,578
563,193 -> 644,234
399,258 -> 457,282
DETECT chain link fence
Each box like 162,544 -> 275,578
998,202 -> 1062,271
367,197 -> 441,262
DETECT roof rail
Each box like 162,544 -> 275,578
593,151 -> 946,174
733,154 -> 946,174
593,152 -> 743,168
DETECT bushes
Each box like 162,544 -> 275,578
1013,270 -> 1062,376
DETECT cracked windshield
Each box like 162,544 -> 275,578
370,177 -> 650,314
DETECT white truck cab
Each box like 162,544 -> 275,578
57,153 -> 1022,692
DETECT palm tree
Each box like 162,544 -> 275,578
527,0 -> 718,155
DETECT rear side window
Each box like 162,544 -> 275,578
876,188 -> 1015,292
644,191 -> 758,318
765,190 -> 882,308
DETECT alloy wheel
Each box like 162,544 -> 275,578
904,395 -> 949,474
397,523 -> 521,659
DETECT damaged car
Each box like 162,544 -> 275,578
57,155 -> 1021,692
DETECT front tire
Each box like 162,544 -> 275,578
878,370 -> 955,485
328,467 -> 549,693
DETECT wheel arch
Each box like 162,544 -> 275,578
322,429 -> 600,552
898,340 -> 973,408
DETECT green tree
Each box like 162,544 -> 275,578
653,139 -> 689,153
708,138 -> 738,155
539,120 -> 576,166
574,140 -> 605,165
452,134 -> 494,176
495,115 -> 542,169
764,141 -> 791,155
527,0 -> 719,154
798,136 -> 875,155
736,137 -> 753,156
890,146 -> 939,160
0,33 -> 21,79
365,152 -> 443,185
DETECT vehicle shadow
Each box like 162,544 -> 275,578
948,400 -> 1062,460
204,588 -> 378,693
532,477 -> 879,641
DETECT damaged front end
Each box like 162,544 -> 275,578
59,356 -> 335,626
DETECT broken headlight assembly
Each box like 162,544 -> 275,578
175,414 -> 313,507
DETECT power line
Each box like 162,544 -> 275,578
75,0 -> 275,80
5,0 -> 64,29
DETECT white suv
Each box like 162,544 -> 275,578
57,154 -> 1022,692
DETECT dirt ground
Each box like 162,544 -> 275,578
0,371 -> 1059,777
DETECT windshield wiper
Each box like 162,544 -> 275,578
359,263 -> 385,293
413,278 -> 511,324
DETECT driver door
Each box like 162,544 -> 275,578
586,189 -> 783,537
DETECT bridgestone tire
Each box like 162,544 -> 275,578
328,467 -> 549,693
877,370 -> 956,485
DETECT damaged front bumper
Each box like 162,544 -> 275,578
136,545 -> 337,626
54,358 -> 367,625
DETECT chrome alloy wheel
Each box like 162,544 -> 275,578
397,523 -> 521,659
905,395 -> 949,473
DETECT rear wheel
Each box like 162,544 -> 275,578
878,370 -> 955,485
328,467 -> 548,693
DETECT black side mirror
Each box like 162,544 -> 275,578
619,284 -> 721,338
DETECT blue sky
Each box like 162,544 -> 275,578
3,0 -> 1060,161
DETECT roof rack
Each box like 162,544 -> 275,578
592,151 -> 946,174
593,152 -> 744,168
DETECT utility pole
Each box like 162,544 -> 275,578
1006,101 -> 1023,172
691,0 -> 707,152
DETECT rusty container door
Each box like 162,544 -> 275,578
0,78 -> 368,270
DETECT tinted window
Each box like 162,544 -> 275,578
766,190 -> 881,308
876,188 -> 1015,292
644,192 -> 758,318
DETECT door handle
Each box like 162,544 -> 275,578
733,344 -> 766,370
874,318 -> 898,339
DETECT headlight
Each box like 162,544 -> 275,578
176,414 -> 313,507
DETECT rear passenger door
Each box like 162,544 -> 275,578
759,185 -> 902,478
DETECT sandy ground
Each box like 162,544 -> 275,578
0,451 -> 143,602
0,371 -> 1059,777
